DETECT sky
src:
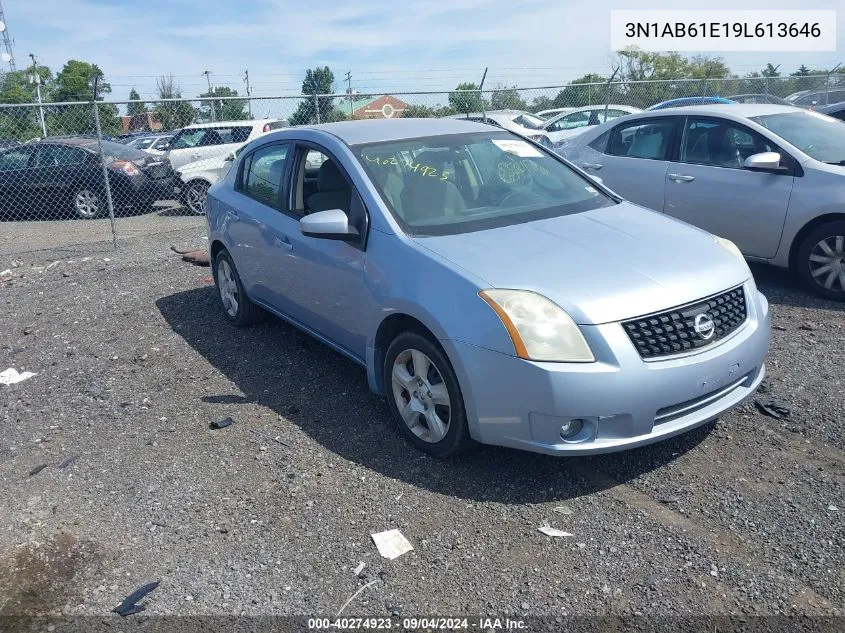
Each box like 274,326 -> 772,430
2,0 -> 843,104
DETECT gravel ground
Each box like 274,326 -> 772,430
0,225 -> 843,628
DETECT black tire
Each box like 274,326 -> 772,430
795,220 -> 845,301
384,331 -> 473,458
182,180 -> 210,216
71,186 -> 105,219
212,249 -> 264,326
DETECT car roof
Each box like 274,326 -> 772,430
274,118 -> 496,145
819,101 -> 845,113
182,119 -> 276,130
636,103 -> 803,118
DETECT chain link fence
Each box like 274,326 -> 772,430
1,73 -> 842,256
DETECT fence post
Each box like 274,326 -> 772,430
313,91 -> 321,124
91,87 -> 118,250
764,76 -> 769,97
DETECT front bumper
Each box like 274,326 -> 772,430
445,281 -> 770,456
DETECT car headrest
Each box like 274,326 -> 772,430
317,160 -> 348,192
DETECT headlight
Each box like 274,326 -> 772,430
714,236 -> 745,262
479,289 -> 594,362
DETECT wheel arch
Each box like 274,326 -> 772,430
788,212 -> 845,271
370,312 -> 443,396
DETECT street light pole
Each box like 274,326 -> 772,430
203,70 -> 215,121
28,53 -> 46,137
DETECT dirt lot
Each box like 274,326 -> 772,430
1,224 -> 843,629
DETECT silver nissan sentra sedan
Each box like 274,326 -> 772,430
206,118 -> 770,457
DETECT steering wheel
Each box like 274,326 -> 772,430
493,155 -> 530,186
499,190 -> 541,207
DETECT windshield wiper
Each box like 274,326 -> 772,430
824,160 -> 845,165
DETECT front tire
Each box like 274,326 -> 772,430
796,221 -> 845,301
183,180 -> 210,215
213,250 -> 264,325
384,332 -> 473,458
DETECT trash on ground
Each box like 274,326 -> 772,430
200,276 -> 214,284
250,428 -> 289,446
58,456 -> 78,469
28,464 -> 48,477
0,269 -> 11,276
538,526 -> 573,537
335,579 -> 378,617
371,528 -> 413,560
209,417 -> 235,430
753,399 -> 791,419
0,368 -> 37,386
828,505 -> 839,512
353,562 -> 365,576
171,245 -> 210,266
113,580 -> 160,617
553,506 -> 573,515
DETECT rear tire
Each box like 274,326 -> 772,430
71,187 -> 105,219
795,221 -> 845,301
213,249 -> 264,325
384,332 -> 473,458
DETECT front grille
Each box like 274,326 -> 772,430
622,286 -> 747,359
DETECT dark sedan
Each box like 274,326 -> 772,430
0,138 -> 175,220
818,101 -> 845,121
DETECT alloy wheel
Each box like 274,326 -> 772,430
808,235 -> 845,293
186,182 -> 209,215
217,259 -> 240,317
391,349 -> 451,443
74,189 -> 101,219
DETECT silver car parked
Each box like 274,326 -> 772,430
207,119 -> 769,457
558,104 -> 845,299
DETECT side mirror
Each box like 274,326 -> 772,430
224,151 -> 236,162
744,152 -> 782,172
300,209 -> 359,241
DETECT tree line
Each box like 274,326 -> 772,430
1,50 -> 843,141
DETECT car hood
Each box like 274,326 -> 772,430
411,202 -> 751,325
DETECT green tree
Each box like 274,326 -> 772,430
289,66 -> 337,125
402,104 -> 437,118
448,82 -> 484,114
490,85 -> 527,110
153,74 -> 196,131
47,60 -> 120,136
198,86 -> 248,121
127,88 -> 146,116
761,63 -> 781,78
792,64 -> 811,76
0,68 -> 54,140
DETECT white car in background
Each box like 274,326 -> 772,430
125,133 -> 173,154
175,147 -> 242,215
446,110 -> 545,137
536,107 -> 578,119
164,119 -> 288,171
533,105 -> 641,146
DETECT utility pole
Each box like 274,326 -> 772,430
243,69 -> 253,118
0,0 -> 16,71
203,70 -> 215,121
28,53 -> 46,137
345,70 -> 353,116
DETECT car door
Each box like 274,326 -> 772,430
580,116 -> 680,211
271,144 -> 370,359
32,144 -> 91,209
0,145 -> 37,213
663,116 -> 794,258
223,141 -> 295,311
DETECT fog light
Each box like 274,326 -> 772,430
559,419 -> 584,440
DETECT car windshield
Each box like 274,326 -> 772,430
352,131 -> 614,236
78,139 -> 149,161
750,111 -> 845,164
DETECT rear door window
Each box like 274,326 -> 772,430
607,118 -> 678,160
240,143 -> 289,209
0,146 -> 34,171
35,145 -> 88,166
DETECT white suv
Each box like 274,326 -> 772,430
164,119 -> 287,170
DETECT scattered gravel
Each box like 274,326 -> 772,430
1,227 -> 843,623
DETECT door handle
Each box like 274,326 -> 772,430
226,208 -> 239,221
668,173 -> 695,183
581,162 -> 603,170
274,235 -> 293,250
